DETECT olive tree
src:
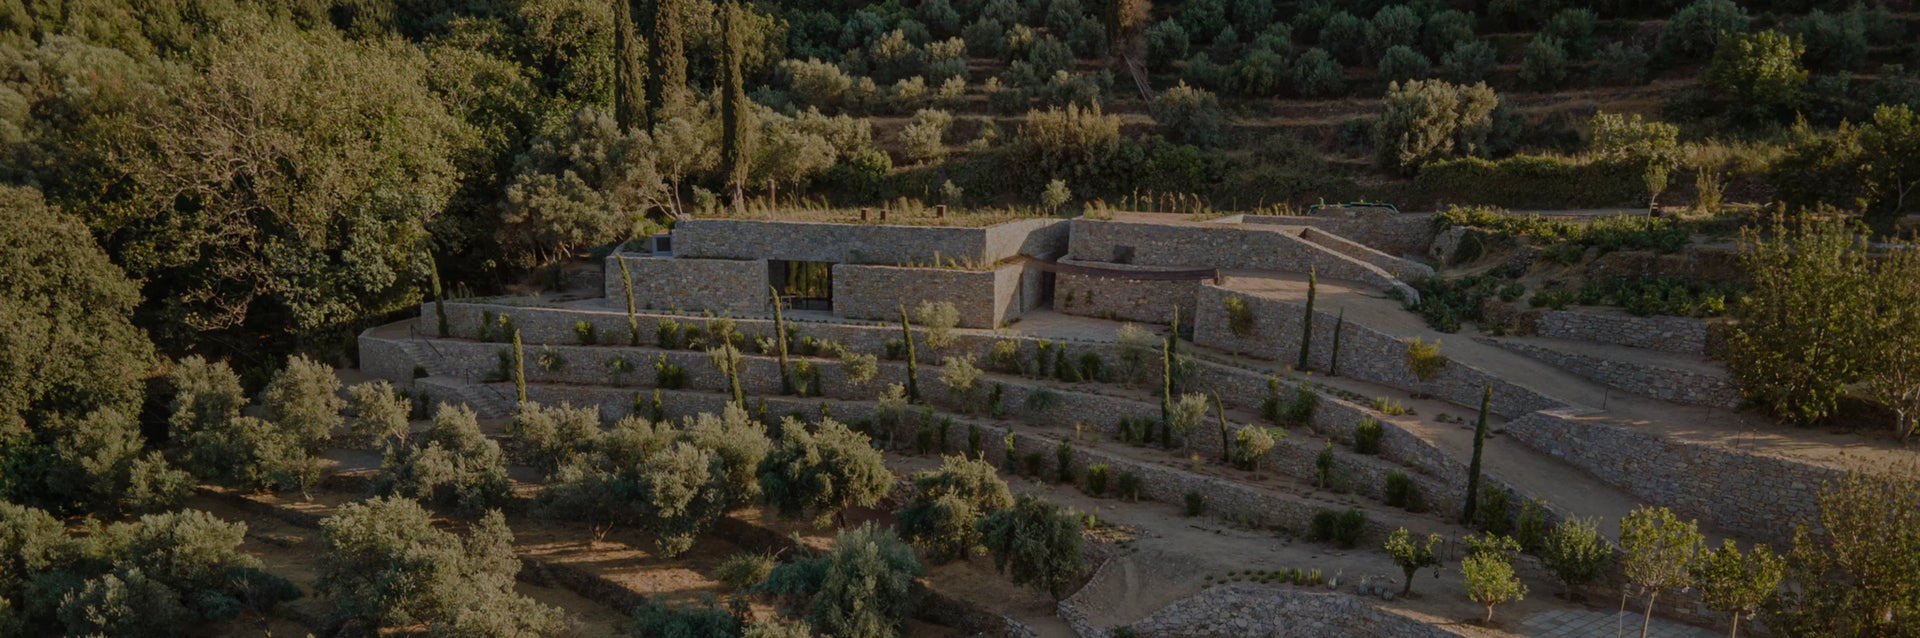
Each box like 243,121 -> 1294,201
897,455 -> 1014,562
317,496 -> 565,636
760,524 -> 923,638
373,404 -> 513,516
759,418 -> 892,527
259,354 -> 343,452
347,382 -> 412,447
979,493 -> 1087,600
168,357 -> 322,493
1372,80 -> 1499,175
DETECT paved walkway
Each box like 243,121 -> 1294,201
1519,609 -> 1719,638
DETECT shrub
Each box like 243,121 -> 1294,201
1228,48 -> 1287,97
375,404 -> 513,516
1657,0 -> 1750,62
759,418 -> 892,527
1383,471 -> 1421,510
1292,48 -> 1344,97
508,401 -> 603,474
1352,417 -> 1385,454
1515,499 -> 1550,552
348,381 -> 411,446
1150,82 -> 1225,147
1405,338 -> 1447,386
716,551 -> 778,592
1053,440 -> 1074,484
1373,80 -> 1499,175
654,354 -> 687,389
1541,517 -> 1614,597
1084,464 -> 1110,496
1519,35 -> 1569,89
1184,490 -> 1207,516
1076,352 -> 1104,381
319,497 -> 564,635
1377,45 -> 1431,81
1283,382 -> 1318,426
1474,484 -> 1512,535
1230,425 -> 1277,470
1439,40 -> 1496,84
902,109 -> 955,164
760,525 -> 923,638
1116,472 -> 1141,501
1022,450 -> 1046,477
1146,20 -> 1190,70
1310,508 -> 1366,548
1008,103 -> 1127,194
168,357 -> 319,493
1794,9 -> 1868,72
1314,440 -> 1337,488
632,600 -> 739,638
1543,8 -> 1597,58
657,318 -> 684,349
1592,43 -> 1650,86
574,320 -> 597,345
979,494 -> 1088,600
1462,550 -> 1526,624
897,455 -> 1014,562
1703,30 -> 1807,113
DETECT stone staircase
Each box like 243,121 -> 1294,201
395,338 -> 518,418
1481,335 -> 1739,409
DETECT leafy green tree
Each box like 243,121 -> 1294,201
1542,9 -> 1597,58
1367,5 -> 1420,52
503,108 -> 670,267
758,418 -> 892,527
1373,80 -> 1499,175
36,409 -> 192,515
1862,238 -> 1920,441
538,408 -> 767,555
1422,10 -> 1475,58
508,400 -> 605,475
259,354 -> 342,452
317,496 -> 564,636
897,455 -> 1014,562
1378,45 -> 1431,82
612,0 -> 646,130
1152,82 -> 1226,147
168,357 -> 321,493
0,185 -> 153,429
1619,505 -> 1704,638
1293,48 -> 1344,97
1657,0 -> 1749,61
1770,469 -> 1920,636
1727,219 -> 1875,426
646,0 -> 689,120
1519,35 -> 1569,89
348,381 -> 412,447
1703,30 -> 1806,115
1439,40 -> 1496,85
1593,43 -> 1651,86
1319,12 -> 1368,64
1792,8 -> 1868,72
1145,20 -> 1190,70
719,1 -> 753,204
1541,517 -> 1614,598
1384,527 -> 1443,596
1462,550 -> 1526,624
979,493 -> 1087,600
1859,104 -> 1920,219
901,108 -> 954,164
1,503 -> 300,637
761,524 -> 923,638
374,403 -> 513,516
1007,104 -> 1125,194
1691,539 -> 1782,638
633,599 -> 739,638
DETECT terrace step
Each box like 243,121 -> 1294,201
1481,336 -> 1739,409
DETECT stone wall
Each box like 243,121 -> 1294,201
670,218 -> 1065,264
1239,211 -> 1436,259
1085,585 -> 1458,638
1487,338 -> 1739,408
1524,309 -> 1710,356
1503,408 -> 1839,546
832,264 -> 1009,328
1065,219 -> 1416,300
1192,283 -> 1569,419
603,255 -> 769,315
1297,227 -> 1434,282
1053,258 -> 1199,324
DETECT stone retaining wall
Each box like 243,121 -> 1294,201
1297,227 -> 1434,282
1053,258 -> 1199,324
1192,284 -> 1569,419
833,262 -> 1037,328
1240,211 -> 1436,259
670,217 -> 1065,264
1525,309 -> 1710,356
1066,219 -> 1416,300
1488,338 -> 1738,408
604,255 -> 769,315
1503,408 -> 1839,546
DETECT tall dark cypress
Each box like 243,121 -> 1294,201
1463,383 -> 1492,525
718,1 -> 752,207
1298,266 -> 1316,371
644,0 -> 687,121
613,0 -> 647,131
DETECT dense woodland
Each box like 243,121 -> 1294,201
3,1 -> 1920,636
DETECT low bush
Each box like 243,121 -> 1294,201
1352,417 -> 1384,454
1383,471 -> 1421,510
1054,440 -> 1074,483
1475,484 -> 1513,535
1184,490 -> 1207,516
1084,464 -> 1110,496
1310,508 -> 1367,548
1117,471 -> 1141,501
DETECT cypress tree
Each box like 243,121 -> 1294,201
1298,266 -> 1316,371
1463,383 -> 1491,524
718,1 -> 752,208
429,253 -> 448,338
512,329 -> 527,403
612,0 -> 647,131
1329,307 -> 1345,377
644,0 -> 687,122
1160,306 -> 1177,448
901,305 -> 920,402
619,257 -> 639,346
1214,392 -> 1230,464
772,286 -> 793,395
